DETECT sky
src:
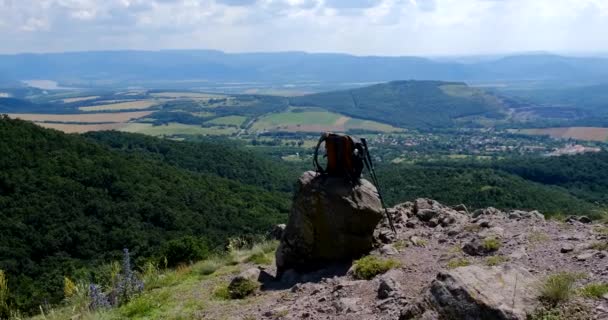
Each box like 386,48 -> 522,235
0,0 -> 607,56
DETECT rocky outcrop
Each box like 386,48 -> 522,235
275,171 -> 384,274
427,265 -> 539,320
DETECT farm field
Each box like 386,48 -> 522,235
250,107 -> 402,133
206,115 -> 246,126
79,100 -> 160,111
36,122 -> 126,133
520,127 -> 608,142
150,92 -> 226,99
6,111 -> 154,123
121,122 -> 238,136
62,95 -> 100,103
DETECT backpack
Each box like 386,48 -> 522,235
313,132 -> 365,182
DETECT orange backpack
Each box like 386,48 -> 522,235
313,132 -> 365,181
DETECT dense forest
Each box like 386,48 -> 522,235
377,164 -> 597,215
0,117 -> 290,312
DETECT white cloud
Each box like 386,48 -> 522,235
0,0 -> 607,55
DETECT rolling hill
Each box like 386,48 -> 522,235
290,81 -> 508,128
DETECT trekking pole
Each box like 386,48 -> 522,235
361,138 -> 397,234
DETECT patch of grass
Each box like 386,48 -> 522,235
245,251 -> 272,265
352,255 -> 400,280
411,237 -> 428,247
212,284 -> 231,300
539,272 -> 585,305
206,116 -> 247,127
194,259 -> 224,276
593,225 -> 608,236
393,239 -> 409,250
228,278 -> 260,299
447,258 -> 470,269
590,241 -> 608,251
482,237 -> 501,251
448,245 -> 463,254
578,282 -> 608,299
484,255 -> 509,266
119,289 -> 171,318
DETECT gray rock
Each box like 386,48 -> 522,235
276,171 -> 383,273
576,250 -> 597,261
377,269 -> 403,299
472,207 -> 502,218
509,247 -> 528,260
333,297 -> 361,313
507,212 -> 521,220
578,216 -> 592,223
561,244 -> 575,253
453,204 -> 469,213
463,238 -> 500,256
418,209 -> 439,222
380,244 -> 399,256
429,264 -> 539,320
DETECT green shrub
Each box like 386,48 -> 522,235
160,236 -> 210,268
352,256 -> 400,280
447,258 -> 470,269
228,279 -> 259,299
485,255 -> 509,266
540,272 -> 584,305
579,282 -> 608,299
482,237 -> 501,251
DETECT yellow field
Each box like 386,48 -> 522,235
62,96 -> 100,103
121,122 -> 237,136
36,123 -> 126,133
7,111 -> 154,123
79,100 -> 159,111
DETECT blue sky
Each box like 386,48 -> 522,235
0,0 -> 606,55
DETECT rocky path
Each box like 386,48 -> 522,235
225,199 -> 607,320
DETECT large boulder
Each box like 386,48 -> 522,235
276,171 -> 383,274
428,264 -> 539,320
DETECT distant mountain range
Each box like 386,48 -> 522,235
1,50 -> 608,88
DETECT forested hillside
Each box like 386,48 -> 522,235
84,131 -> 296,193
0,117 -> 290,311
290,81 -> 506,128
377,164 -> 597,214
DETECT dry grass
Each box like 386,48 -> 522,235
36,123 -> 127,133
79,100 -> 159,111
62,96 -> 100,103
7,111 -> 154,123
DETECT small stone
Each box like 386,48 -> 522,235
478,220 -> 492,228
418,209 -> 438,222
377,271 -> 402,299
380,244 -> 399,256
333,297 -> 361,313
561,244 -> 574,253
427,218 -> 439,227
576,251 -> 597,261
602,293 -> 608,301
406,221 -> 417,228
507,212 -> 521,219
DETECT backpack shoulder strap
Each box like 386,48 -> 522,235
313,132 -> 329,174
